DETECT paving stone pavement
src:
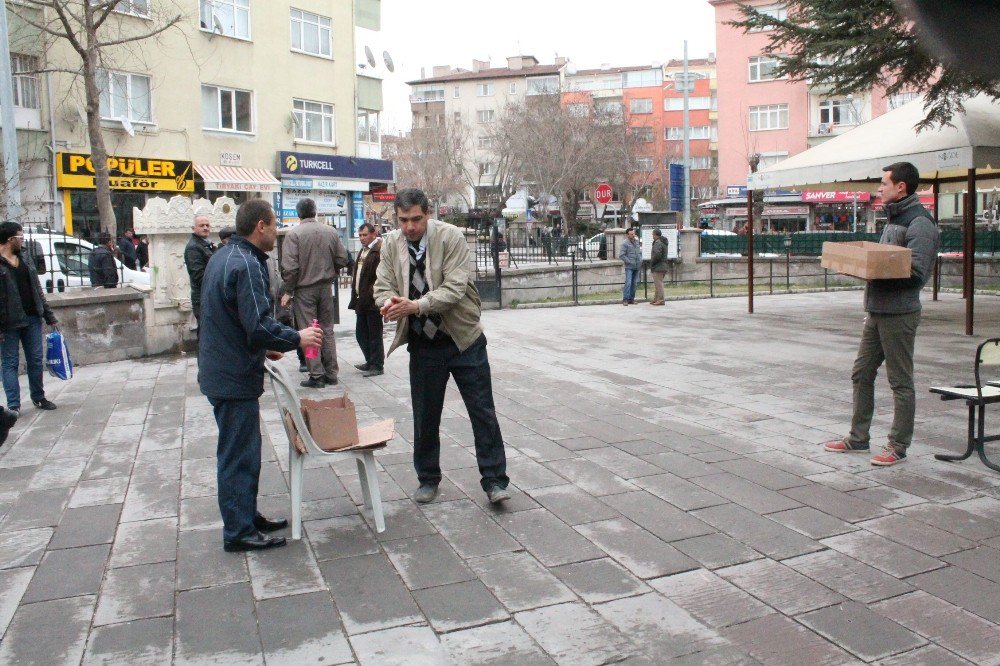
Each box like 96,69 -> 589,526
0,290 -> 998,665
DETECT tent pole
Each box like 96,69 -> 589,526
932,180 -> 939,302
747,189 -> 754,314
965,168 -> 975,335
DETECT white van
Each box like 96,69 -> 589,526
22,230 -> 150,293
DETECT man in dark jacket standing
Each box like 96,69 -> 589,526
118,229 -> 138,271
0,222 -> 58,414
199,199 -> 322,552
649,229 -> 669,306
348,223 -> 384,376
824,162 -> 940,466
88,233 -> 118,288
184,214 -> 215,326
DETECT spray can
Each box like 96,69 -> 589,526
305,319 -> 319,359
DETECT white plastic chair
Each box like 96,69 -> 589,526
265,360 -> 386,537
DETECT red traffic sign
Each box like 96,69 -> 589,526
594,183 -> 613,204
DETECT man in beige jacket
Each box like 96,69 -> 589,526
374,188 -> 511,504
280,198 -> 349,388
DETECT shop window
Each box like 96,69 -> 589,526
202,84 -> 253,133
98,70 -> 152,124
11,54 -> 39,109
200,0 -> 250,40
290,7 -> 332,58
294,98 -> 334,144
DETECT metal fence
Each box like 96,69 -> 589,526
474,224 -> 602,276
701,228 -> 1000,257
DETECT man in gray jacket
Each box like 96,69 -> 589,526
619,227 -> 642,305
280,198 -> 349,388
824,162 -> 940,466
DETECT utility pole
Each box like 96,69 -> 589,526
682,41 -> 691,228
0,4 -> 23,220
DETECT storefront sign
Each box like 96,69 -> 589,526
220,151 -> 242,167
280,178 -> 368,192
371,191 -> 395,202
727,185 -> 747,197
871,194 -> 936,211
763,206 -> 809,216
801,191 -> 871,203
281,189 -> 348,219
279,150 -> 394,182
56,152 -> 193,192
352,191 -> 365,234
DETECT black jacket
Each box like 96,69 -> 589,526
137,240 -> 149,270
118,237 -> 138,270
348,239 -> 382,312
198,235 -> 300,401
0,254 -> 58,332
184,234 -> 215,318
89,245 -> 119,288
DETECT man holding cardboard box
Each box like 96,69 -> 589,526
199,200 -> 323,552
823,162 -> 939,466
375,189 -> 511,505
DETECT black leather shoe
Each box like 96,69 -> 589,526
33,399 -> 57,411
223,531 -> 287,552
300,378 -> 325,389
362,367 -> 384,377
323,377 -> 338,386
0,407 -> 18,446
254,514 -> 288,532
354,362 -> 370,371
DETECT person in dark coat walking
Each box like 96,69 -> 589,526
0,222 -> 58,415
117,229 -> 138,270
88,232 -> 119,288
136,235 -> 149,271
198,199 -> 322,552
348,223 -> 384,376
184,214 -> 215,325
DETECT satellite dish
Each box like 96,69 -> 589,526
383,50 -> 395,72
364,45 -> 377,68
208,14 -> 224,40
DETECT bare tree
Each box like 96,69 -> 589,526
9,1 -> 184,234
384,120 -> 470,217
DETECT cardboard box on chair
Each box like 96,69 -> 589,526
820,241 -> 911,280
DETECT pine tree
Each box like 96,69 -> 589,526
729,0 -> 1000,129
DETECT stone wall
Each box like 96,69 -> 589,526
46,288 -> 148,366
498,261 -> 624,304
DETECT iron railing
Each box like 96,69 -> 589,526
701,228 -> 1000,257
22,229 -> 143,293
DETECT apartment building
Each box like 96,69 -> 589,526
662,57 -> 719,201
408,55 -> 566,208
2,0 -> 392,237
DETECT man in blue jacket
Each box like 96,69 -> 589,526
199,199 -> 322,552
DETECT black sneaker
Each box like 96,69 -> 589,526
33,399 -> 57,411
354,362 -> 370,371
300,378 -> 325,389
0,408 -> 18,446
413,484 -> 439,503
362,367 -> 384,377
486,484 -> 511,504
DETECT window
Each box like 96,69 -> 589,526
595,100 -> 623,115
630,98 -> 653,114
758,151 -> 788,168
690,156 -> 714,170
568,103 -> 589,117
477,135 -> 493,149
635,158 -> 654,172
623,69 -> 662,88
11,55 -> 39,109
293,98 -> 334,143
98,70 -> 152,124
664,97 -> 711,111
357,108 -> 378,143
632,127 -> 654,142
819,99 -> 857,126
889,91 -> 919,109
750,4 -> 787,30
479,162 -> 495,177
453,86 -> 460,98
526,76 -> 559,95
749,103 -> 788,131
509,82 -> 517,94
290,8 -> 332,57
202,84 -> 253,133
477,83 -> 493,97
477,109 -> 495,123
413,86 -> 444,102
453,111 -> 461,122
748,55 -> 782,82
665,126 -> 712,140
200,0 -> 250,40
111,0 -> 150,16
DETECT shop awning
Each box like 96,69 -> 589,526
195,165 -> 281,193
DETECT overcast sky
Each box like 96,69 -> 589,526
368,0 -> 718,133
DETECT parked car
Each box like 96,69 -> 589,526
576,232 -> 605,257
23,230 -> 150,293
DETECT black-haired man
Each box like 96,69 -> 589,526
199,199 -> 323,552
824,162 -> 940,466
89,232 -> 118,288
349,222 -> 384,376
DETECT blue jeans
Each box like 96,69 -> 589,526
623,268 -> 640,302
2,317 -> 45,410
409,335 -> 508,491
210,397 -> 262,541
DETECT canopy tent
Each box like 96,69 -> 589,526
743,94 -> 1000,335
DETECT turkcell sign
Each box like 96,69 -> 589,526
279,150 -> 393,182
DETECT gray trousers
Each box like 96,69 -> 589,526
848,311 -> 920,452
293,282 -> 338,381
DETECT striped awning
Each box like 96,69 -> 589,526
194,164 -> 281,193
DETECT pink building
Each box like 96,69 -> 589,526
710,0 -> 919,197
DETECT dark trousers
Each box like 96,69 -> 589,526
210,397 -> 262,541
1,317 -> 45,410
409,335 -> 508,491
293,283 -> 338,381
355,309 -> 384,369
